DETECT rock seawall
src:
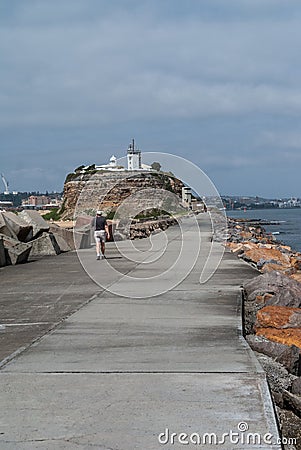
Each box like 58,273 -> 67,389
114,216 -> 178,241
226,217 -> 301,448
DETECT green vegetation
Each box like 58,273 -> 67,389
106,210 -> 116,220
151,162 -> 161,171
86,164 -> 96,171
75,165 -> 85,172
58,198 -> 66,216
134,208 -> 171,220
65,172 -> 79,183
163,171 -> 175,178
42,208 -> 61,221
65,164 -> 97,183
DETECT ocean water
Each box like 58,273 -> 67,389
226,208 -> 301,252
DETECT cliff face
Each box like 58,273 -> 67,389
60,171 -> 184,220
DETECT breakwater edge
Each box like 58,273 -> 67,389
226,211 -> 301,449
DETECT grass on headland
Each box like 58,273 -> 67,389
42,208 -> 61,221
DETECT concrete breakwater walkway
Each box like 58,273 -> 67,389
0,216 -> 281,449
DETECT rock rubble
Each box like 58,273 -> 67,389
0,211 -> 76,266
226,217 -> 301,446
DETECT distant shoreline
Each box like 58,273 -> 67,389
226,208 -> 301,253
226,206 -> 301,211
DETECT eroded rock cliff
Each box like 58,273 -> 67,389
60,170 -> 184,220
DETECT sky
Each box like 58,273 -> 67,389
1,0 -> 301,197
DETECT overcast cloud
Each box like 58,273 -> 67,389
0,0 -> 301,196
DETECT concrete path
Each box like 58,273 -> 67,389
0,216 -> 281,449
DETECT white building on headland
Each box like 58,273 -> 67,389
95,155 -> 119,171
127,138 -> 141,170
93,139 -> 152,172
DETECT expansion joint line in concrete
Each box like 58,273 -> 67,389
0,291 -> 101,371
0,371 -> 266,375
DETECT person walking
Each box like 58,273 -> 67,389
92,210 -> 110,260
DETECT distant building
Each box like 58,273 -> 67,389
95,155 -> 119,171
279,197 -> 301,208
182,187 -> 192,206
22,195 -> 62,209
0,200 -> 13,209
22,195 -> 51,207
92,139 -> 150,173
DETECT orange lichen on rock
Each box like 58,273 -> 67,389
240,231 -> 253,239
255,327 -> 301,349
244,247 -> 291,267
291,272 -> 301,283
261,263 -> 289,273
226,242 -> 244,252
226,242 -> 258,253
290,255 -> 301,270
255,293 -> 274,305
256,305 -> 301,329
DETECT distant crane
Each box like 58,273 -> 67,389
0,174 -> 17,195
1,174 -> 10,195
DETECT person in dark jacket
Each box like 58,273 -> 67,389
92,210 -> 110,260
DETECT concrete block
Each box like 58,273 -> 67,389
74,230 -> 91,249
19,210 -> 49,238
0,237 -> 6,266
2,236 -> 32,265
0,212 -> 17,239
30,232 -> 61,257
2,211 -> 33,242
51,233 -> 71,252
49,225 -> 75,250
51,223 -> 91,250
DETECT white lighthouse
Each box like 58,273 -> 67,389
127,138 -> 141,170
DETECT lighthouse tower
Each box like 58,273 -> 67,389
127,138 -> 141,170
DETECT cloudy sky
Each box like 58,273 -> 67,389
1,0 -> 301,197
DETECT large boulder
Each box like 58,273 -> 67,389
2,235 -> 32,265
256,306 -> 301,329
244,271 -> 301,308
246,334 -> 300,374
283,390 -> 301,419
292,378 -> 301,396
254,352 -> 295,393
19,210 -> 49,238
30,232 -> 61,257
2,211 -> 33,242
243,246 -> 290,269
291,272 -> 301,283
290,255 -> 301,271
255,328 -> 301,349
226,242 -> 245,253
261,262 -> 293,274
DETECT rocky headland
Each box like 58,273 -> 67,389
60,169 -> 184,220
0,169 -> 188,267
226,217 -> 301,447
